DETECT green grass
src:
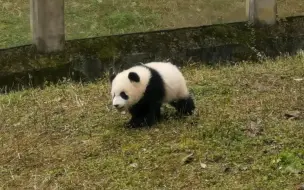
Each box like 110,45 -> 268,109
1,54 -> 304,189
0,0 -> 303,48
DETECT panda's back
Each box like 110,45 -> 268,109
145,62 -> 189,103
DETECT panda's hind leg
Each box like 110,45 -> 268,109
170,96 -> 195,116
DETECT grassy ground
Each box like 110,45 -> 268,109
0,0 -> 303,48
1,54 -> 304,189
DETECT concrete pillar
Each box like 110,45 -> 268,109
246,0 -> 277,25
30,0 -> 65,53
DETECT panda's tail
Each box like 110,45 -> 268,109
170,95 -> 195,116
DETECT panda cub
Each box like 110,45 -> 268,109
110,62 -> 195,128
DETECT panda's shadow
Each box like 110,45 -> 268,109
160,112 -> 185,121
123,108 -> 191,130
160,106 -> 195,120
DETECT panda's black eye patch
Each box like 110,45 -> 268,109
120,91 -> 129,100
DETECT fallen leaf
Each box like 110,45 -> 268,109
13,122 -> 21,127
240,166 -> 248,171
253,82 -> 270,92
182,152 -> 194,164
245,119 -> 263,137
200,162 -> 207,169
284,110 -> 301,120
129,163 -> 138,168
293,78 -> 304,82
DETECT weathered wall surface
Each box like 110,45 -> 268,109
0,16 -> 304,92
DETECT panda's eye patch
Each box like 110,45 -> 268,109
120,92 -> 129,100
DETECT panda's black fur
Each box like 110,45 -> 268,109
111,65 -> 195,128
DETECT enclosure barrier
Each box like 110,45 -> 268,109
0,0 -> 304,93
30,0 -> 277,53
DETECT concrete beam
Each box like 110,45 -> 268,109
30,0 -> 65,53
246,0 -> 277,25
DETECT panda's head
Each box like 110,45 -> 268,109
110,66 -> 150,110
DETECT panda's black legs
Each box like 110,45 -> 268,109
127,103 -> 162,128
153,103 -> 162,121
127,116 -> 144,128
144,103 -> 161,126
170,96 -> 195,116
126,114 -> 158,128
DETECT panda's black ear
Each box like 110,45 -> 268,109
128,72 -> 140,82
110,74 -> 116,83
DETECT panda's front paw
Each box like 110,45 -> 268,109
125,118 -> 143,128
125,121 -> 137,128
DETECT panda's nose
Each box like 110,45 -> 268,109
114,104 -> 119,108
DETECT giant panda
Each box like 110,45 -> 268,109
110,61 -> 195,128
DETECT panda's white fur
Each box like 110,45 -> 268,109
145,62 -> 190,103
110,61 -> 195,127
111,65 -> 151,110
111,62 -> 189,109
